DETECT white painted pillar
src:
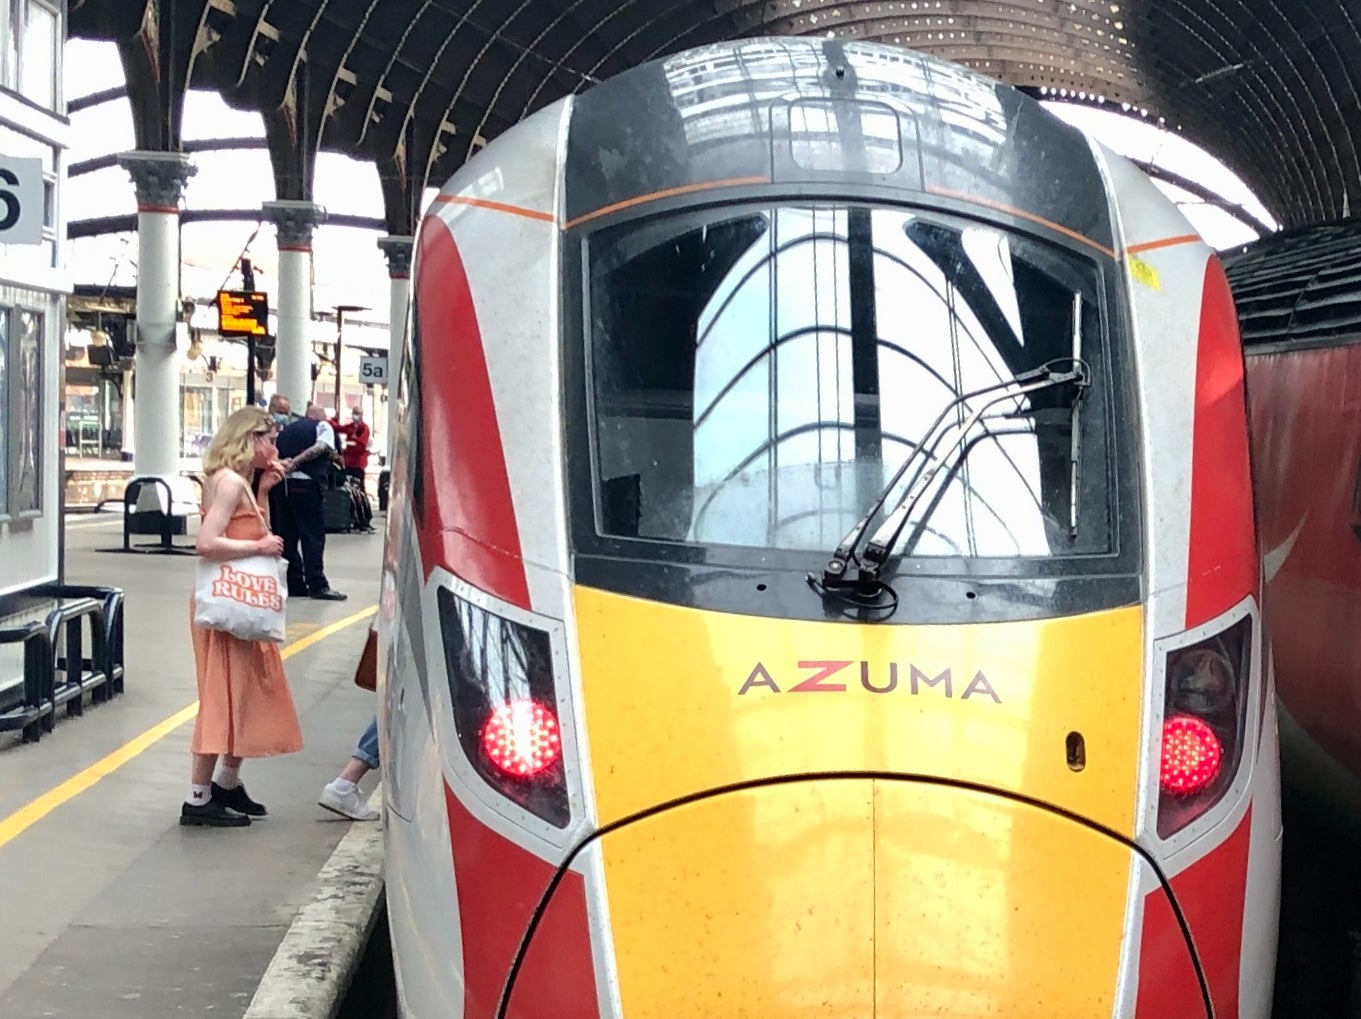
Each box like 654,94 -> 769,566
262,201 -> 326,412
377,234 -> 413,460
117,151 -> 196,477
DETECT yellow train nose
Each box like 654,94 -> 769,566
595,778 -> 1137,1018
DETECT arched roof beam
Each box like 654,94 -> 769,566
519,0 -> 702,115
352,2 -> 457,154
438,0 -> 602,171
195,0 -> 269,94
313,0 -> 385,153
370,0 -> 540,167
1114,4 -> 1304,221
69,0 -> 150,39
1146,0 -> 1336,224
239,2 -> 347,201
116,0 -> 213,152
319,0 -> 416,153
463,0 -> 639,169
1128,157 -> 1277,239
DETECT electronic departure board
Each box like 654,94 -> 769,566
216,289 -> 269,337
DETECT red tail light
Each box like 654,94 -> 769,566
1159,714 -> 1223,795
1155,616 -> 1252,838
438,586 -> 570,827
480,699 -> 563,777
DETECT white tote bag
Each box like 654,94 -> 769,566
192,485 -> 288,642
194,554 -> 288,642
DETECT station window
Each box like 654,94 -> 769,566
0,305 -> 43,517
9,307 -> 40,514
0,307 -> 8,517
0,0 -> 60,111
18,0 -> 54,109
0,0 -> 16,94
0,304 -> 41,519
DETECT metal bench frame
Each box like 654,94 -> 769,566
99,476 -> 202,555
0,585 -> 127,743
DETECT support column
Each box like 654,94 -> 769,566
117,151 -> 196,477
263,200 -> 326,412
377,235 -> 413,462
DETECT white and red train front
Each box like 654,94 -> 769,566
376,38 -> 1280,1019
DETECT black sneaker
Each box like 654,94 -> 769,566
311,588 -> 348,601
211,781 -> 268,817
180,800 -> 251,827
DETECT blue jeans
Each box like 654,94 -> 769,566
353,717 -> 379,770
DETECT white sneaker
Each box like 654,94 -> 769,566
319,781 -> 380,821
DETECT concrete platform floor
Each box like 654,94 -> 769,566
0,511 -> 385,1018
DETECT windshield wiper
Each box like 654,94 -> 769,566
811,358 -> 1089,604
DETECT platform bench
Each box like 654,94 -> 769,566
0,585 -> 126,743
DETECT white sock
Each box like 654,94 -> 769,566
332,778 -> 357,795
186,783 -> 211,806
213,763 -> 240,789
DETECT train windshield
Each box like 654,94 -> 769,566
585,203 -> 1114,563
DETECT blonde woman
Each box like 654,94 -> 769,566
184,406 -> 304,827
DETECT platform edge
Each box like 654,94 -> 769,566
242,787 -> 385,1019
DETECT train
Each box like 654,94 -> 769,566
1230,224 -> 1361,841
374,37 -> 1281,1018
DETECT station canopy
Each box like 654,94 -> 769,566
69,0 -> 1361,234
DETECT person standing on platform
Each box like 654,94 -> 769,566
272,405 -> 348,601
185,406 -> 304,827
332,406 -> 372,489
267,393 -> 294,427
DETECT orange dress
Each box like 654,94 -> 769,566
190,505 -> 304,758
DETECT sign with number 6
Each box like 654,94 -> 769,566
0,158 -> 43,245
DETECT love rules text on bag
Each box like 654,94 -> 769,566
211,565 -> 284,612
194,553 -> 288,642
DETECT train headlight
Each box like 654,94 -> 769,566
1155,616 -> 1252,838
437,586 -> 571,828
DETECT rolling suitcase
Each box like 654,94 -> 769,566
323,486 -> 354,533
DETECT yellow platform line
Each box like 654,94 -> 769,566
0,605 -> 377,850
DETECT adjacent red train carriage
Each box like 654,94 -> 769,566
376,38 -> 1280,1018
1232,224 -> 1361,842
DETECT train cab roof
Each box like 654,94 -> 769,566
562,38 -> 1116,260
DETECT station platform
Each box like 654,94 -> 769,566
0,511 -> 385,1018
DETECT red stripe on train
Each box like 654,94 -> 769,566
413,216 -> 531,610
1135,805 -> 1253,1018
445,785 -> 601,1018
1185,256 -> 1257,629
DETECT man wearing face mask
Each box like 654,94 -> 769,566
267,393 -> 295,428
332,406 -> 372,488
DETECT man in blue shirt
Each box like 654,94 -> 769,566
273,405 -> 347,600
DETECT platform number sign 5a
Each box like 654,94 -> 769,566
360,356 -> 389,385
0,158 -> 44,245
